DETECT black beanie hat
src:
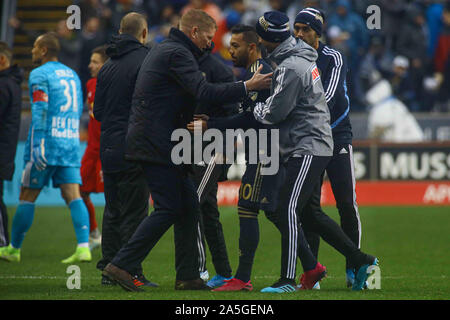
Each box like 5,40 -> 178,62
294,7 -> 324,36
256,11 -> 291,43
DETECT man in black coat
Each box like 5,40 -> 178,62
102,9 -> 272,292
0,42 -> 23,248
93,13 -> 156,288
187,44 -> 239,285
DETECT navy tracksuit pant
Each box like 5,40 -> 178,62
191,161 -> 232,278
272,155 -> 365,281
304,143 -> 362,270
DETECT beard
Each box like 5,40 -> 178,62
232,55 -> 248,68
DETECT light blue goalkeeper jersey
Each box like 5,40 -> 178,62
24,61 -> 83,167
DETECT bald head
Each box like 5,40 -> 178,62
119,12 -> 148,44
36,32 -> 60,58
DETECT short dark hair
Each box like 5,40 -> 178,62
92,45 -> 108,62
180,9 -> 217,32
37,32 -> 60,58
119,12 -> 148,39
231,24 -> 260,47
0,41 -> 13,62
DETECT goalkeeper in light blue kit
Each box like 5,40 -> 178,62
0,32 -> 91,264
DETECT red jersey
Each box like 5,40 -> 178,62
85,78 -> 101,156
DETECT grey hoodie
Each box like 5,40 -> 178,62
254,36 -> 333,161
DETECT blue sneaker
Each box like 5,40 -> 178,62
346,268 -> 355,288
353,257 -> 379,291
261,279 -> 297,293
207,275 -> 232,288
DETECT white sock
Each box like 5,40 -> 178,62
77,242 -> 89,248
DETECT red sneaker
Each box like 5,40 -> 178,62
299,262 -> 327,290
212,278 -> 253,292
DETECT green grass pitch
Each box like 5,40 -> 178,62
1,205 -> 449,300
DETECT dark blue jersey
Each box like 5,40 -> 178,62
316,42 -> 353,145
207,58 -> 273,164
240,58 -> 272,114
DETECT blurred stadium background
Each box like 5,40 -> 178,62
1,0 -> 449,207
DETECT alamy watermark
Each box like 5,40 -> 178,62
366,265 -> 381,289
171,128 -> 280,176
66,5 -> 81,30
64,4 -> 381,31
366,5 -> 381,30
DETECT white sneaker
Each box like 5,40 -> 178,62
297,281 -> 321,290
200,270 -> 209,282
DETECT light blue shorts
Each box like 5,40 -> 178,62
21,161 -> 82,189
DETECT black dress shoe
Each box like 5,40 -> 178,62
103,263 -> 143,292
101,274 -> 117,286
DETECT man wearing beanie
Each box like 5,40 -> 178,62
253,11 -> 378,292
293,7 -> 363,289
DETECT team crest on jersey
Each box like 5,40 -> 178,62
311,65 -> 320,84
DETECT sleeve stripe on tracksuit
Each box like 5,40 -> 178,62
254,67 -> 286,123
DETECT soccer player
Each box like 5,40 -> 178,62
187,24 -> 277,291
252,11 -> 378,292
293,8 -> 363,287
80,45 -> 108,251
0,33 -> 91,263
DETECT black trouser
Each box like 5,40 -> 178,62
0,180 -> 9,247
111,163 -> 201,281
97,164 -> 149,275
276,155 -> 365,280
304,143 -> 361,270
191,161 -> 232,278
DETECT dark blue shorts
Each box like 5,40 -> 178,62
238,163 -> 285,213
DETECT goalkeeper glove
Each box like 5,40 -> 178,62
31,136 -> 47,171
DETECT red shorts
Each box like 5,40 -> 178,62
80,151 -> 104,193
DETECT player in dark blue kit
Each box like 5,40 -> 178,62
293,8 -> 363,288
188,24 -> 280,291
